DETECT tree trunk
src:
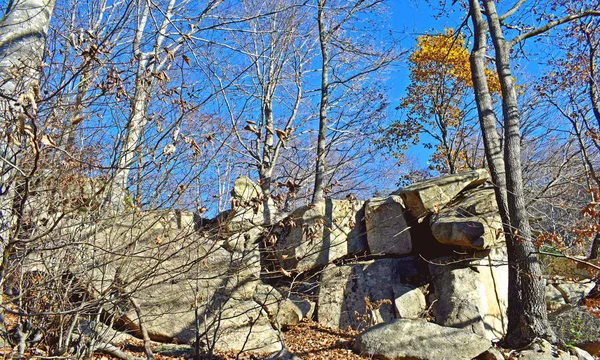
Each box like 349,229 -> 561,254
482,0 -> 556,347
109,55 -> 151,212
260,96 -> 275,223
0,0 -> 56,270
469,0 -> 515,344
468,0 -> 509,216
312,0 -> 328,203
590,230 -> 600,259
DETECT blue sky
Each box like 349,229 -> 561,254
385,1 -> 468,165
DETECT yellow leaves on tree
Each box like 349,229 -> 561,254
408,28 -> 500,94
382,28 -> 500,175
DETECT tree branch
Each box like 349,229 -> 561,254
499,0 -> 526,21
509,11 -> 600,47
536,250 -> 600,272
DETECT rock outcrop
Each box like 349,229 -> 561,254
275,198 -> 367,272
429,246 -> 508,340
35,170 -> 551,356
430,186 -> 502,249
398,169 -> 489,219
86,220 -> 279,353
363,195 -> 412,255
317,259 -> 419,330
353,318 -> 491,360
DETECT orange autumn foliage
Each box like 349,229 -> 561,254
381,28 -> 500,175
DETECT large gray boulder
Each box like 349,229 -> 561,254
364,196 -> 412,256
430,187 -> 503,249
253,283 -> 315,328
353,318 -> 491,360
227,176 -> 277,232
318,258 -> 420,330
39,212 -> 280,354
429,246 -> 508,340
275,199 -> 367,272
545,279 -> 595,311
398,169 -> 489,219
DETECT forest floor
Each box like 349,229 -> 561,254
3,317 -> 599,359
87,320 -> 367,360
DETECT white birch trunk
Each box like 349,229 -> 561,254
108,56 -> 150,212
0,0 -> 56,270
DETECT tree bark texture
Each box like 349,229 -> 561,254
482,0 -> 556,347
109,55 -> 151,212
312,0 -> 328,203
0,0 -> 56,270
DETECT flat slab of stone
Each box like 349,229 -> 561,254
318,259 -> 418,330
398,169 -> 489,218
430,187 -> 502,249
276,199 -> 367,272
429,246 -> 508,340
364,196 -> 412,256
353,318 -> 491,360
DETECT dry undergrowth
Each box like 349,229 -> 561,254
90,320 -> 369,359
282,320 -> 366,360
1,320 -> 370,360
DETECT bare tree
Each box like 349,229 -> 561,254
538,15 -> 600,259
466,0 -> 600,347
311,0 -> 397,203
107,0 -> 224,212
206,0 -> 313,221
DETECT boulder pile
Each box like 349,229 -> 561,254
30,171 -> 599,359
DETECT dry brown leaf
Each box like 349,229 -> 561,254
164,47 -> 175,61
72,115 -> 85,125
8,134 -> 21,146
41,134 -> 56,147
275,128 -> 287,139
